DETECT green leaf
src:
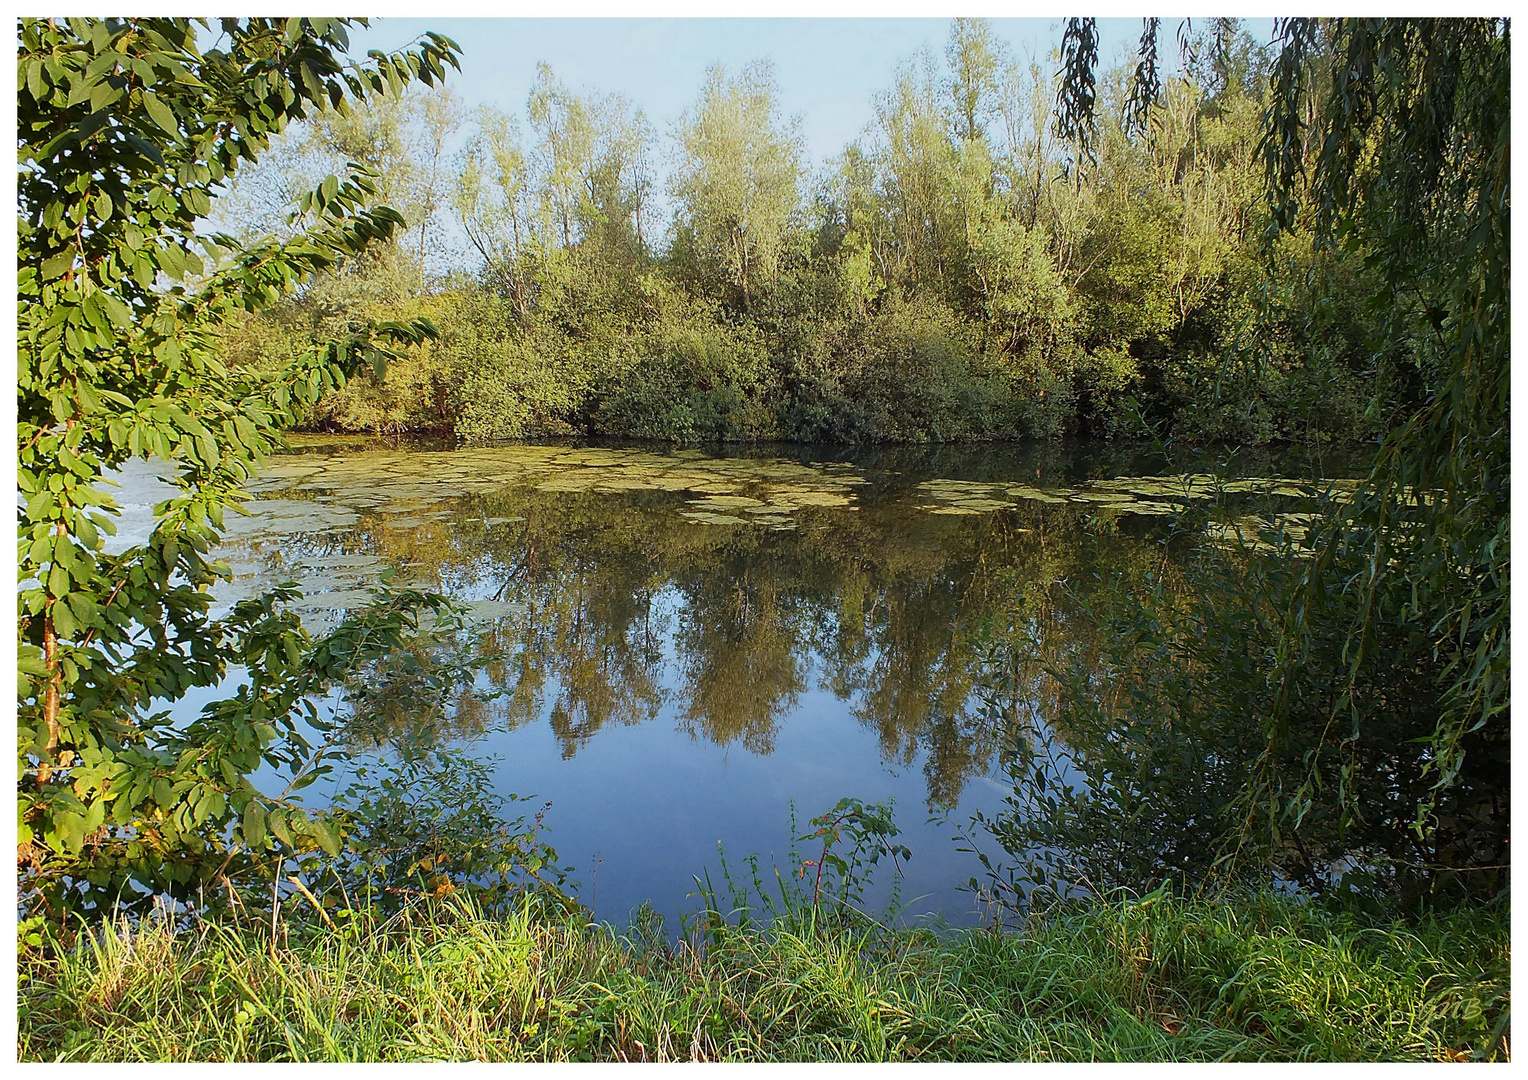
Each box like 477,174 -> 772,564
39,253 -> 75,280
239,800 -> 267,849
18,645 -> 49,677
140,89 -> 178,135
58,812 -> 87,855
269,808 -> 293,848
157,242 -> 185,279
103,293 -> 132,327
25,59 -> 46,102
47,564 -> 71,598
83,796 -> 106,833
89,79 -> 118,112
63,593 -> 99,633
312,817 -> 342,857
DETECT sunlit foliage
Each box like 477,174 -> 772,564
17,17 -> 460,921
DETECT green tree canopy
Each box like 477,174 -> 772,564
17,16 -> 461,918
670,61 -> 803,311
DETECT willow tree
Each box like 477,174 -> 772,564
670,61 -> 803,312
1053,17 -> 1509,894
945,17 -> 1003,145
1255,18 -> 1509,888
453,105 -> 539,318
868,52 -> 963,298
17,17 -> 460,920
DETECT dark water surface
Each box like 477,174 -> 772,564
118,437 -> 1354,926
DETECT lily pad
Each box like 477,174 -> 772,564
459,599 -> 526,621
1004,486 -> 1072,505
222,499 -> 359,538
691,495 -> 767,510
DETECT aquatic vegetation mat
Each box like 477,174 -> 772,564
913,474 -> 1354,551
247,443 -> 867,525
218,444 -> 878,628
915,474 -> 1356,516
212,446 -> 1359,630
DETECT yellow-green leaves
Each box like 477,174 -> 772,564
139,89 -> 177,135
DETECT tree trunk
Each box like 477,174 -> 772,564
37,615 -> 60,786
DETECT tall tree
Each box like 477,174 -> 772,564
413,87 -> 468,286
869,51 -> 961,297
527,63 -> 596,250
526,66 -> 652,267
453,105 -> 538,318
670,61 -> 803,311
944,17 -> 1003,144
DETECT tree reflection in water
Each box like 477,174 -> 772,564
218,439 -> 1242,811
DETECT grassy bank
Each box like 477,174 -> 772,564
19,892 -> 1508,1062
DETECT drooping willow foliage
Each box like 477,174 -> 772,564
1048,17 -> 1508,898
1258,16 -> 1509,884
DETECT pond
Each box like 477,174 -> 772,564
114,437 -> 1357,926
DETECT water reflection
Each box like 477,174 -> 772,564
217,438 -> 1248,812
92,439 -> 1357,922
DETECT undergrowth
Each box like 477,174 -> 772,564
18,891 -> 1508,1062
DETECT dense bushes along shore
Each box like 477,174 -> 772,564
218,20 -> 1396,447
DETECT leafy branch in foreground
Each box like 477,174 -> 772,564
17,17 -> 461,923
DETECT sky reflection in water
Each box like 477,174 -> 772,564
125,437 -> 1348,925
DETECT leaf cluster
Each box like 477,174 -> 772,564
17,17 -> 462,923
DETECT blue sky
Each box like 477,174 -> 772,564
352,17 -> 1277,167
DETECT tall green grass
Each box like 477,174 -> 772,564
18,892 -> 1508,1062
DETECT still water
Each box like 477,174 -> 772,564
117,437 -> 1350,926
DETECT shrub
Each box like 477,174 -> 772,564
596,324 -> 780,442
